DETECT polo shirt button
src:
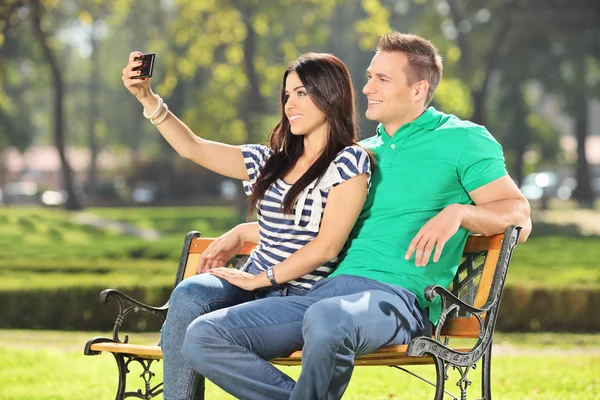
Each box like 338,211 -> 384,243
391,144 -> 396,149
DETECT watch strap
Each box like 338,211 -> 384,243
266,267 -> 277,286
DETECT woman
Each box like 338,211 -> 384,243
122,52 -> 371,400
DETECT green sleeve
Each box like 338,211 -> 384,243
457,126 -> 507,193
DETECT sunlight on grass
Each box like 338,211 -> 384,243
0,348 -> 598,399
0,331 -> 599,400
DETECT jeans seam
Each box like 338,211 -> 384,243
183,298 -> 237,399
239,344 -> 296,393
184,367 -> 197,400
313,325 -> 352,400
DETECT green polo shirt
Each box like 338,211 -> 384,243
329,107 -> 507,325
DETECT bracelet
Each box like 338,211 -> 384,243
143,95 -> 163,119
151,103 -> 169,125
266,267 -> 277,286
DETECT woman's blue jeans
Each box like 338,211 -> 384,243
160,273 -> 308,400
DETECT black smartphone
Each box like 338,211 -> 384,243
133,53 -> 155,79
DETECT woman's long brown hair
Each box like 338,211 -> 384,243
247,53 -> 366,217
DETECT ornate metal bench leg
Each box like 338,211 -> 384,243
433,356 -> 446,400
112,353 -> 128,400
481,345 -> 493,400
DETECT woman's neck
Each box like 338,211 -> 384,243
302,125 -> 328,162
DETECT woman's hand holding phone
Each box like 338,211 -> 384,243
122,51 -> 152,101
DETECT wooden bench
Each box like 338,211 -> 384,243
84,225 -> 521,400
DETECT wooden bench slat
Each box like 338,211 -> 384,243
89,343 -> 163,359
189,235 -> 499,257
189,238 -> 255,255
89,342 -> 473,367
440,317 -> 485,337
474,248 -> 501,309
463,234 -> 502,253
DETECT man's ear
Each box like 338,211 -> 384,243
414,80 -> 429,103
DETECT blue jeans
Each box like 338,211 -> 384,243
183,275 -> 431,400
161,273 -> 308,400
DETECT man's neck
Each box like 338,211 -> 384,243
383,107 -> 427,138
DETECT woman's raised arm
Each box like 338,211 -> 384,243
122,51 -> 249,180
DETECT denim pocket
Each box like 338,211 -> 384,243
286,285 -> 310,297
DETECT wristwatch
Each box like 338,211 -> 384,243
266,267 -> 277,286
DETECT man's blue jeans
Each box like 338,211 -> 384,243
183,275 -> 431,400
161,273 -> 308,400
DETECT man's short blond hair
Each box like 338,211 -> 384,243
376,32 -> 443,106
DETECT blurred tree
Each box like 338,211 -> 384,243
417,0 -> 599,206
416,0 -> 517,127
140,0 -> 341,217
77,4 -> 113,194
540,29 -> 600,207
1,0 -> 83,209
30,0 -> 82,209
0,21 -> 35,153
508,0 -> 600,206
0,1 -> 37,185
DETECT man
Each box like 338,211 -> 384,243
184,32 -> 532,400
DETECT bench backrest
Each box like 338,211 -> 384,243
175,226 -> 519,339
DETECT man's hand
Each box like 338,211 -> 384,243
207,268 -> 262,291
405,204 -> 464,267
197,228 -> 244,273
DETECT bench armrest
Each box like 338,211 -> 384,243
424,284 -> 489,316
425,284 -> 489,344
99,289 -> 169,344
405,284 -> 488,366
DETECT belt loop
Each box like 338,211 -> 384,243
283,285 -> 289,296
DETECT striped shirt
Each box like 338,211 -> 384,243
241,144 -> 371,289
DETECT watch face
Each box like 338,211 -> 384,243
267,268 -> 276,285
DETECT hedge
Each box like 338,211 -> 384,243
1,285 -> 599,333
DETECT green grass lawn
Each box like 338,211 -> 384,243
507,235 -> 600,289
0,331 -> 598,400
0,207 -> 240,292
1,207 -> 599,292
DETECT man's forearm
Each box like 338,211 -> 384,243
456,198 -> 532,241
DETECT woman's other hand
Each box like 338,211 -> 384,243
197,228 -> 245,273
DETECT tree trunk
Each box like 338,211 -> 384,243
32,2 -> 82,210
329,0 -> 377,138
449,0 -> 514,127
572,99 -> 594,207
510,90 -> 530,187
232,3 -> 269,220
87,22 -> 99,193
471,89 -> 486,126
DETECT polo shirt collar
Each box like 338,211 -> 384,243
376,107 -> 443,140
411,106 -> 443,131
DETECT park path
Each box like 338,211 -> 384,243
535,208 -> 600,235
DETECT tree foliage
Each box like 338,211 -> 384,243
0,0 -> 598,208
